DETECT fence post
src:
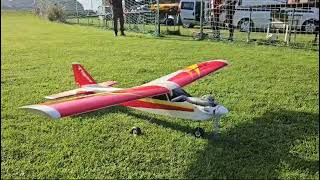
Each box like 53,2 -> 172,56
288,8 -> 295,45
199,0 -> 204,40
75,0 -> 79,24
246,7 -> 252,42
91,0 -> 93,24
156,0 -> 160,36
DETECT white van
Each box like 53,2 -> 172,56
273,7 -> 319,33
219,0 -> 287,32
179,0 -> 286,29
179,0 -> 319,33
179,0 -> 210,28
220,0 -> 319,33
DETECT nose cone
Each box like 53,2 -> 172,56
215,105 -> 229,116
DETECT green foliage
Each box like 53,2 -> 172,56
46,4 -> 66,22
1,11 -> 319,179
34,1 -> 66,22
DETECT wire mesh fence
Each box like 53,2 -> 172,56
58,0 -> 158,34
183,0 -> 318,50
34,0 -> 319,49
188,0 -> 319,48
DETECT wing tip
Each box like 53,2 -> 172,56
44,96 -> 55,100
214,59 -> 229,65
20,105 -> 61,119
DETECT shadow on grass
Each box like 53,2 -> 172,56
77,106 -> 196,134
76,108 -> 318,178
185,110 -> 319,178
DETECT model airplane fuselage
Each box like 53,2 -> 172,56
58,84 -> 228,121
21,60 -> 229,137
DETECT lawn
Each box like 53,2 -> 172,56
1,11 -> 319,179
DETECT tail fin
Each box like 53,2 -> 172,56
72,63 -> 97,87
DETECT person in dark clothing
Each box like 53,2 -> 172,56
109,0 -> 125,36
313,21 -> 319,44
211,0 -> 223,39
223,0 -> 237,41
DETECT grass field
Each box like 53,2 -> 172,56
1,11 -> 319,179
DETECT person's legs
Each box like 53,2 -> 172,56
228,18 -> 234,40
211,14 -> 215,30
226,12 -> 234,41
213,14 -> 220,39
113,12 -> 118,36
314,24 -> 319,43
119,13 -> 125,36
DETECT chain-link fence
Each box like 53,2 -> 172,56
187,0 -> 319,48
52,0 -> 159,35
34,0 -> 319,49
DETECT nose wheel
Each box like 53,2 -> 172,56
130,127 -> 142,136
194,127 -> 205,138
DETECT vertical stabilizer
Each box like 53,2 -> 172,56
72,63 -> 97,87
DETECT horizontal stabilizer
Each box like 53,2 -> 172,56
98,81 -> 118,87
45,89 -> 94,99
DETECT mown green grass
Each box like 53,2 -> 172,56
1,11 -> 319,179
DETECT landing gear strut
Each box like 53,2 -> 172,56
212,117 -> 221,139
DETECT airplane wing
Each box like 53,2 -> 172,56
21,60 -> 228,119
21,85 -> 170,119
145,59 -> 229,89
44,81 -> 118,100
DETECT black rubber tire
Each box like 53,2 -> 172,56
194,127 -> 205,138
302,19 -> 318,34
238,19 -> 253,32
131,127 -> 142,135
183,23 -> 194,28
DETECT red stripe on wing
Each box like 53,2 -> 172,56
122,99 -> 194,112
168,60 -> 228,87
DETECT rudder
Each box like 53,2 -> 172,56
72,62 -> 97,87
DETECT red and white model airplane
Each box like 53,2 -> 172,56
21,60 -> 229,138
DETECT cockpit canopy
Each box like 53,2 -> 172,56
151,88 -> 217,107
151,88 -> 191,101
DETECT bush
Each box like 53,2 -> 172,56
46,4 -> 66,22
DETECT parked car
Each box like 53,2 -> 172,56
272,7 -> 319,33
178,0 -> 210,28
179,0 -> 319,33
218,0 -> 287,32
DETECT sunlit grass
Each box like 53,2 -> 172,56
1,11 -> 319,179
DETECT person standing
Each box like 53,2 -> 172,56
224,0 -> 237,41
109,0 -> 125,36
210,0 -> 223,39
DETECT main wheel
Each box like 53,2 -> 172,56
194,127 -> 205,138
183,23 -> 194,28
238,19 -> 253,32
166,18 -> 175,26
302,19 -> 318,33
131,127 -> 142,136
